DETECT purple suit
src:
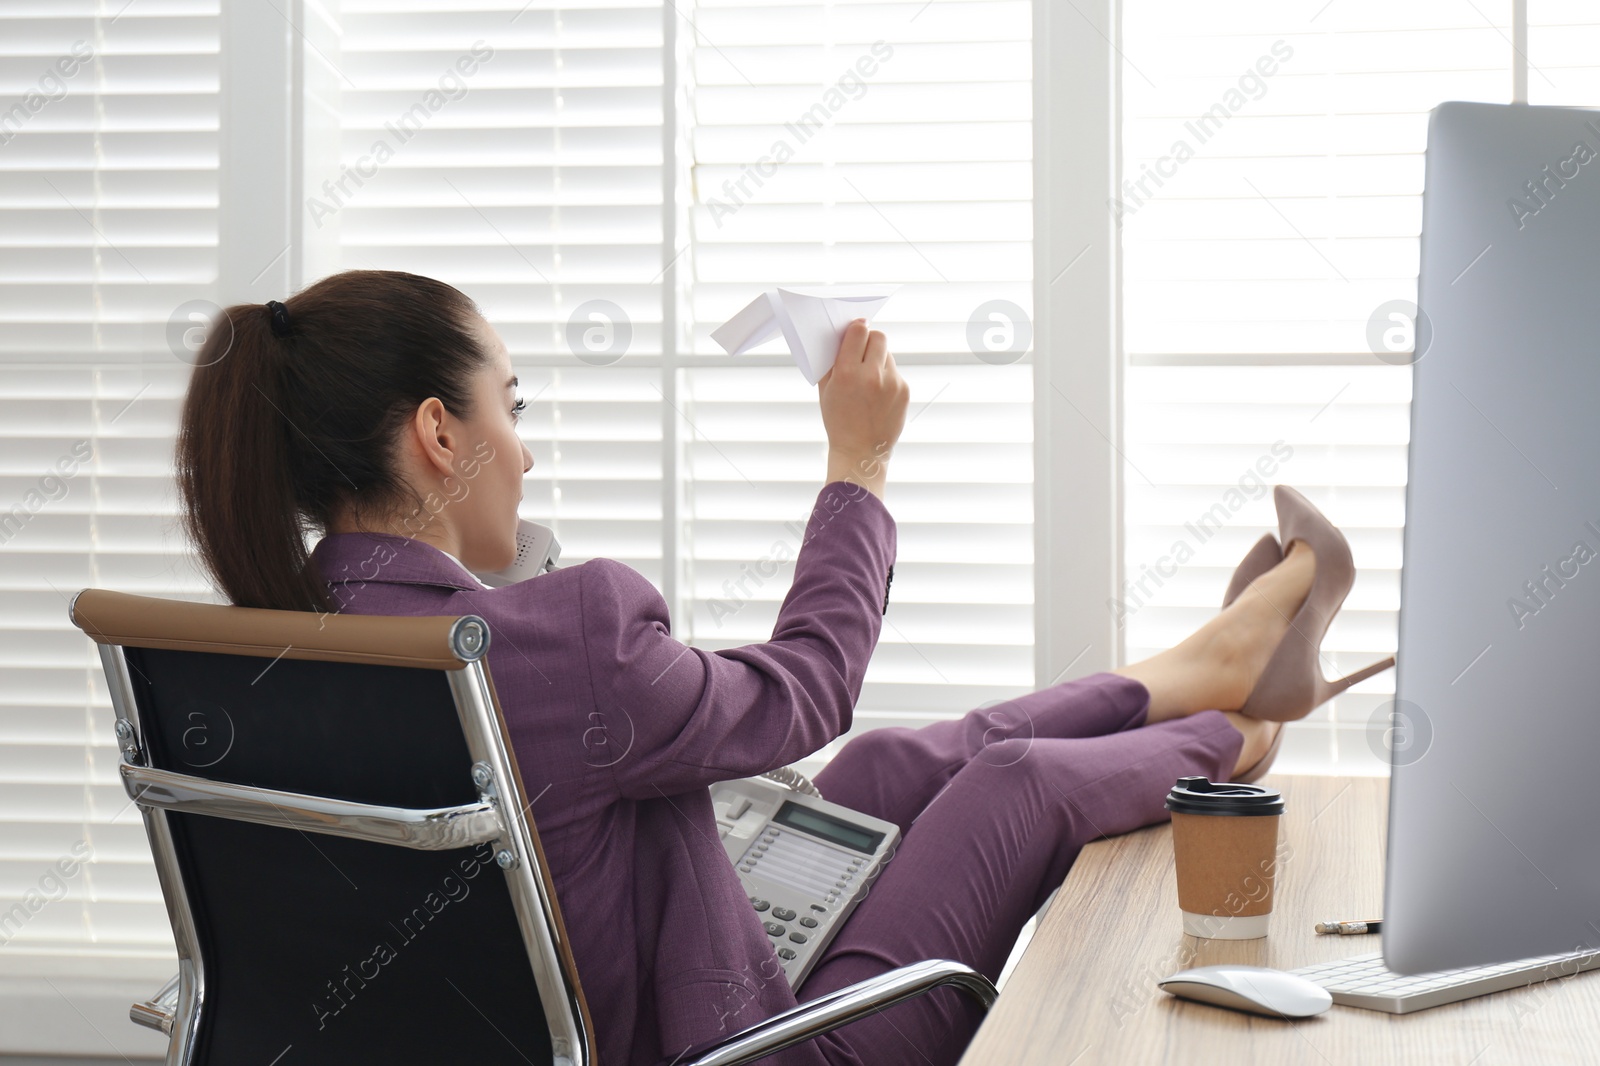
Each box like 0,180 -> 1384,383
310,484 -> 1241,1065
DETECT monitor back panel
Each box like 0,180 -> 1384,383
1390,101 -> 1600,974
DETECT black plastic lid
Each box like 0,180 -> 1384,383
1164,776 -> 1285,817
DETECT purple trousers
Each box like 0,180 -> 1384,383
793,672 -> 1241,1065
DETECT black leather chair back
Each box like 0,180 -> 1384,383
126,645 -> 553,1065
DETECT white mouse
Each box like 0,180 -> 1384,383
1159,964 -> 1333,1018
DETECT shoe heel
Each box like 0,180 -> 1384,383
1315,654 -> 1397,702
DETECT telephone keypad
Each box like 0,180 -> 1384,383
771,906 -> 796,921
788,932 -> 808,944
763,921 -> 786,938
749,897 -> 769,912
799,916 -> 818,928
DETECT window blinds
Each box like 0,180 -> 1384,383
338,0 -> 668,580
0,2 -> 218,973
1118,1 -> 1516,772
1528,5 -> 1600,104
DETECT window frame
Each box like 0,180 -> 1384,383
1032,0 -> 1124,686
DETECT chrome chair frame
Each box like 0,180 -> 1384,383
96,610 -> 592,1065
81,591 -> 998,1066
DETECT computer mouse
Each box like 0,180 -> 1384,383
1158,964 -> 1333,1018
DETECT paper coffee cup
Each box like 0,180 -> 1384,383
1164,776 -> 1285,940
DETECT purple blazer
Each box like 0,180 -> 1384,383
309,484 -> 896,1065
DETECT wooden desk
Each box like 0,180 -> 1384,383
958,775 -> 1600,1065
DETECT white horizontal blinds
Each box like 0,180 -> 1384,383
1119,2 -> 1512,772
336,1 -> 665,578
0,3 -> 218,365
686,0 -> 1033,357
1120,1 -> 1513,356
681,0 -> 1034,761
511,366 -> 665,582
1528,2 -> 1600,105
0,366 -> 202,966
0,1 -> 216,965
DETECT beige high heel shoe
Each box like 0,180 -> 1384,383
1235,486 -> 1396,723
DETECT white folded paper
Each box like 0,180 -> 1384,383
710,286 -> 896,384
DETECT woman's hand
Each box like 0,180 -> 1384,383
817,320 -> 909,500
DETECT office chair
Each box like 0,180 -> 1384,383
70,589 -> 998,1066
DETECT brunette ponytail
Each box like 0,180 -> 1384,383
176,270 -> 486,612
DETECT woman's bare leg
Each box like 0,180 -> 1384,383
1112,540 -> 1317,772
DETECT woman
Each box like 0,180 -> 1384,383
176,270 -> 1392,1065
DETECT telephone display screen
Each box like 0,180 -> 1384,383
773,800 -> 885,854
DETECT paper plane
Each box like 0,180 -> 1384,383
711,286 -> 896,384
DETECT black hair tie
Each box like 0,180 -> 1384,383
265,299 -> 292,338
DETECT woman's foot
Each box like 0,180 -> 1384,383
1114,539 -> 1317,722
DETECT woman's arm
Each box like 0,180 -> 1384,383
580,321 -> 908,798
578,482 -> 895,798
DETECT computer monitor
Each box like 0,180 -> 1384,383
1386,101 -> 1600,974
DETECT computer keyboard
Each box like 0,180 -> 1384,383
1290,948 -> 1600,1014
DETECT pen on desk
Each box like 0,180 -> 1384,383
1315,919 -> 1382,935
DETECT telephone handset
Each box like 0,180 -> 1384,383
759,766 -> 821,798
473,520 -> 562,587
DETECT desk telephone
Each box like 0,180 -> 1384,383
480,522 -> 900,987
711,774 -> 900,987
